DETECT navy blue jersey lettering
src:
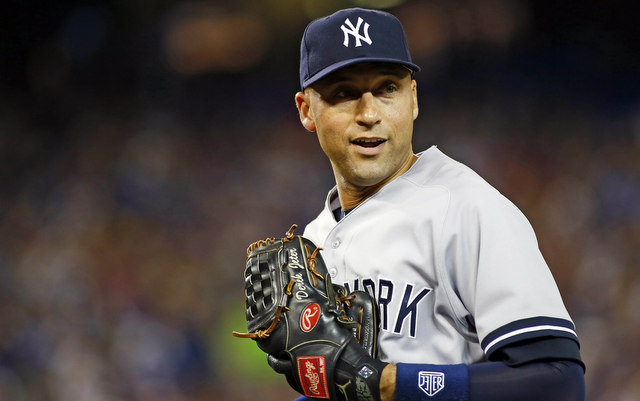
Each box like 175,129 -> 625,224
378,279 -> 394,331
394,284 -> 430,337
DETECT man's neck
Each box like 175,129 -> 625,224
335,154 -> 418,210
336,184 -> 381,211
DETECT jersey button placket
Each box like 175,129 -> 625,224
327,237 -> 342,280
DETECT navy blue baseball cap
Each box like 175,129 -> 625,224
299,8 -> 420,90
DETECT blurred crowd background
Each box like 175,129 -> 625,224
0,0 -> 638,400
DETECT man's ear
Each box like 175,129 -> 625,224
295,91 -> 316,132
411,80 -> 419,120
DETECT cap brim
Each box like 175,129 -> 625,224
302,57 -> 421,89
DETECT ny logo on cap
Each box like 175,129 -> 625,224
341,17 -> 372,47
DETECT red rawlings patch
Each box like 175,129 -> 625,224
300,303 -> 320,332
297,356 -> 329,398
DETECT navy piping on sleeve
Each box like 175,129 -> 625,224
482,317 -> 578,357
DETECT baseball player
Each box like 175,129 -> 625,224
289,7 -> 585,401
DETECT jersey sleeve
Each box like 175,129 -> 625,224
440,178 -> 580,360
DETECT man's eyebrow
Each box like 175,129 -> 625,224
320,68 -> 408,86
319,74 -> 349,86
378,67 -> 411,78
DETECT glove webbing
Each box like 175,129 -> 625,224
232,226 -> 330,340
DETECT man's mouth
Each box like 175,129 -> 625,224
352,138 -> 386,148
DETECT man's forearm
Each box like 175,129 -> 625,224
379,360 -> 584,401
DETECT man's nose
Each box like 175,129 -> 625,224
355,92 -> 381,127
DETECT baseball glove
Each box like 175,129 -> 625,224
232,225 -> 387,400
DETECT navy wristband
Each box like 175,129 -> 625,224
396,363 -> 469,401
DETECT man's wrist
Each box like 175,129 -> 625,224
395,363 -> 469,401
380,364 -> 397,401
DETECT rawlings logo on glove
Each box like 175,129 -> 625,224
301,303 -> 321,332
299,356 -> 329,398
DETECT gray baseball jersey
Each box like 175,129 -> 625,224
303,146 -> 578,365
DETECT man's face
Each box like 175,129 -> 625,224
296,62 -> 419,191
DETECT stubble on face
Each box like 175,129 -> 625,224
301,63 -> 419,208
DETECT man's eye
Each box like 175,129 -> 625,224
383,84 -> 398,94
335,89 -> 356,98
